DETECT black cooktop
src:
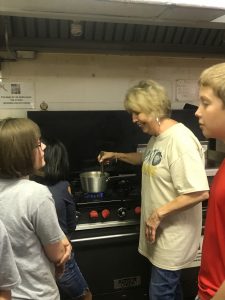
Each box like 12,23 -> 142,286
71,174 -> 141,205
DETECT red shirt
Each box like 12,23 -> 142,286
198,159 -> 225,300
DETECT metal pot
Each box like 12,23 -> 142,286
79,171 -> 136,193
80,171 -> 110,193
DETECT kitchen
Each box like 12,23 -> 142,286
1,1 -> 225,299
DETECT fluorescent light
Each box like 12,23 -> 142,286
118,0 -> 225,9
211,15 -> 225,23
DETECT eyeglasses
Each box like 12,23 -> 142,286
36,141 -> 42,148
35,139 -> 42,148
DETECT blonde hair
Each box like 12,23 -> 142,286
124,79 -> 171,118
0,118 -> 41,178
199,62 -> 225,107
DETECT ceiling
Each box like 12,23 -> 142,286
1,0 -> 225,60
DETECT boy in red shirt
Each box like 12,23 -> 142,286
196,62 -> 225,300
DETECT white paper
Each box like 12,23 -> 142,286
176,79 -> 198,103
0,82 -> 35,109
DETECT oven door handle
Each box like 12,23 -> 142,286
71,232 -> 139,244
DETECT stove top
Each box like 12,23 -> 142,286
75,195 -> 141,225
71,176 -> 142,227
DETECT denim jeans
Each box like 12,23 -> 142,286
149,265 -> 183,300
57,251 -> 89,299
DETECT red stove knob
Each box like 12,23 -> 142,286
89,210 -> 98,219
134,206 -> 141,215
101,209 -> 110,219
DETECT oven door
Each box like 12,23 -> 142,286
69,222 -> 199,300
70,222 -> 150,300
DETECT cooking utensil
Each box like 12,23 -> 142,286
100,162 -> 104,175
79,171 -> 136,193
99,151 -> 104,176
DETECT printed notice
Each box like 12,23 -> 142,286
176,79 -> 198,102
0,82 -> 34,108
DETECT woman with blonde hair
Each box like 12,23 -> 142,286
98,79 -> 209,300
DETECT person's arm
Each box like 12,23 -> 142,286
33,191 -> 72,271
43,236 -> 71,277
0,290 -> 11,300
43,237 -> 70,265
212,281 -> 225,300
145,190 -> 209,243
98,151 -> 142,165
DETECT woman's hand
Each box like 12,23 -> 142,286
98,151 -> 142,165
145,210 -> 161,243
97,151 -> 116,163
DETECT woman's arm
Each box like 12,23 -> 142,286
98,151 -> 142,165
145,190 -> 209,243
156,190 -> 209,219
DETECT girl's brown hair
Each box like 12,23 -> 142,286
0,118 -> 41,178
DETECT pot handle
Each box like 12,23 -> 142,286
106,174 -> 136,182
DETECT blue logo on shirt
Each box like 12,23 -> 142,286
144,149 -> 162,166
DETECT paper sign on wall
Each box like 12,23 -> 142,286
0,82 -> 34,108
176,79 -> 198,103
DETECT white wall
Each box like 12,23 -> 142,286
1,52 -> 224,121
